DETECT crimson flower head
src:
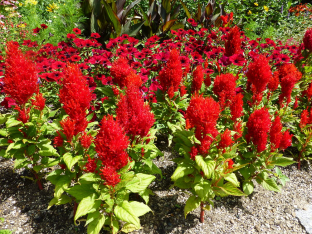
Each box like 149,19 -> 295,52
275,63 -> 302,82
40,24 -> 48,29
230,93 -> 244,121
95,115 -> 130,171
15,106 -> 30,123
279,74 -> 297,106
4,41 -> 39,105
53,131 -> 64,147
110,57 -> 134,88
73,28 -> 81,35
116,86 -> 155,140
213,73 -> 236,109
158,49 -> 183,98
100,166 -> 121,187
225,26 -> 241,57
79,132 -> 93,149
270,115 -> 283,151
218,129 -> 234,149
279,130 -> 293,150
246,108 -> 272,153
84,155 -> 97,173
192,65 -> 204,94
300,109 -> 312,129
246,55 -> 272,104
225,159 -> 234,170
31,92 -> 45,111
185,95 -> 220,155
32,27 -> 41,33
60,117 -> 76,143
303,28 -> 312,51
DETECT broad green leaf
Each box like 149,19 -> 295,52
6,119 -> 21,128
224,173 -> 240,187
75,194 -> 99,221
114,201 -> 140,228
55,175 -> 72,199
33,165 -> 43,173
194,181 -> 212,199
179,0 -> 191,18
184,195 -> 200,218
242,181 -> 254,195
0,138 -> 9,146
258,177 -> 280,192
47,194 -> 72,209
121,223 -> 140,233
79,173 -> 101,184
86,211 -> 100,226
102,1 -> 122,35
41,157 -> 59,167
171,162 -> 194,181
63,152 -> 82,171
87,214 -> 106,234
138,188 -> 154,204
126,173 -> 155,193
271,157 -> 295,167
66,184 -> 96,201
216,182 -> 246,196
14,158 -> 28,169
27,144 -> 36,156
129,201 -> 152,217
0,129 -> 7,137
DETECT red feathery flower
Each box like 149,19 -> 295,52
192,65 -> 204,94
270,115 -> 283,151
60,117 -> 76,143
116,86 -> 155,139
189,146 -> 198,161
279,74 -> 297,106
268,71 -> 280,92
303,28 -> 312,51
246,108 -> 272,152
225,159 -> 234,170
225,26 -> 241,57
185,95 -> 220,154
84,155 -> 97,173
4,41 -> 39,105
100,167 -> 121,187
279,130 -> 293,150
275,63 -> 302,82
95,115 -> 130,171
110,57 -> 133,88
204,74 -> 211,87
213,73 -> 236,109
300,109 -> 310,129
123,71 -> 142,88
15,106 -> 30,123
31,93 -> 45,111
79,132 -> 93,149
246,55 -> 272,104
59,63 -> 92,133
180,84 -> 187,97
158,49 -> 183,98
218,129 -> 234,149
230,93 -> 244,121
53,131 -> 64,147
233,121 -> 243,140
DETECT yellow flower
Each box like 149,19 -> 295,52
47,3 -> 59,12
264,6 -> 269,12
18,24 -> 26,28
25,0 -> 38,5
248,10 -> 252,15
19,3 -> 23,6
254,2 -> 258,6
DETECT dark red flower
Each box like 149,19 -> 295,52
40,24 -> 48,29
218,129 -> 234,149
53,131 -> 64,147
279,130 -> 293,150
192,65 -> 204,94
32,27 -> 41,33
73,28 -> 81,35
303,28 -> 312,51
270,115 -> 283,151
99,166 -> 121,187
91,33 -> 101,38
230,93 -> 244,121
84,155 -> 97,173
31,93 -> 45,111
80,132 -> 93,149
225,26 -> 241,57
67,33 -> 76,39
189,146 -> 198,161
213,73 -> 236,109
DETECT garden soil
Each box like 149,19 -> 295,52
0,138 -> 311,234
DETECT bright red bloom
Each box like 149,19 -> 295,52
189,146 -> 198,161
225,158 -> 234,169
233,121 -> 243,140
53,131 -> 64,147
116,86 -> 155,140
73,28 -> 81,35
15,106 -> 30,123
275,63 -> 302,82
158,49 -> 183,98
246,55 -> 272,104
99,167 -> 121,187
124,71 -> 142,88
270,115 -> 283,151
225,26 -> 241,57
95,115 -> 130,171
230,93 -> 244,121
110,57 -> 133,88
218,129 -> 234,149
246,108 -> 272,152
91,33 -> 101,38
213,73 -> 236,109
84,155 -> 97,173
204,74 -> 211,87
31,93 -> 45,111
300,109 -> 310,129
192,65 -> 204,94
180,84 -> 187,97
303,28 -> 312,51
60,117 -> 76,143
279,130 -> 293,150
40,24 -> 48,29
59,63 -> 92,133
32,27 -> 41,33
268,72 -> 280,92
279,74 -> 297,105
79,132 -> 93,149
185,95 -> 220,155
4,41 -> 39,105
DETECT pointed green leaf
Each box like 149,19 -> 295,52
75,194 -> 99,221
217,182 -> 246,196
114,201 -> 140,228
271,157 -> 295,167
171,162 -> 194,181
87,214 -> 106,234
184,195 -> 200,218
129,201 -> 152,217
126,173 -> 155,193
224,173 -> 240,187
242,181 -> 254,195
121,223 -> 140,233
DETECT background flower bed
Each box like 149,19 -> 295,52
0,0 -> 312,234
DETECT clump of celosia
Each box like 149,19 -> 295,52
213,73 -> 236,109
158,49 -> 183,98
246,108 -> 272,152
192,65 -> 204,94
116,86 -> 155,140
225,26 -> 241,57
303,28 -> 312,51
185,95 -> 220,155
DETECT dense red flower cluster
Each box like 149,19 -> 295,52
268,72 -> 280,92
213,73 -> 236,109
83,155 -> 97,173
185,95 -> 220,155
230,93 -> 244,121
53,131 -> 64,147
233,121 -> 243,140
246,55 -> 272,104
4,41 -> 39,105
99,167 -> 121,187
95,115 -> 130,172
15,106 -> 30,123
59,64 -> 92,134
79,132 -> 93,149
110,57 -> 138,88
116,86 -> 155,140
279,74 -> 297,106
270,115 -> 283,151
60,117 -> 76,143
246,108 -> 272,152
218,129 -> 234,149
279,130 -> 293,150
300,109 -> 312,128
225,26 -> 241,57
158,49 -> 183,98
192,65 -> 204,94
31,93 -> 46,111
275,63 -> 302,82
303,28 -> 312,51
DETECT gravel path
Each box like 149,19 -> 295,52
0,139 -> 311,234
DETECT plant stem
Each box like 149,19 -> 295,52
33,170 -> 43,190
200,202 -> 205,223
73,201 -> 78,219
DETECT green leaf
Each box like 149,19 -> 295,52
195,156 -> 215,179
275,167 -> 290,186
126,173 -> 155,193
87,214 -> 106,234
79,173 -> 101,184
138,188 -> 154,204
121,223 -> 140,233
6,119 -> 21,128
41,157 -> 59,167
38,143 -> 59,156
102,1 -> 122,35
63,152 -> 82,171
27,144 -> 36,156
194,181 -> 212,199
129,201 -> 152,217
258,177 -> 280,192
33,165 -> 43,173
0,129 -> 8,137
86,211 -> 100,226
47,194 -> 72,209
66,184 -> 96,201
271,157 -> 295,167
74,194 -> 99,221
179,0 -> 191,18
171,162 -> 194,181
114,201 -> 140,229
14,158 -> 28,169
0,138 -> 9,146
184,195 -> 200,218
224,173 -> 240,187
216,182 -> 246,196
242,181 -> 254,195
55,175 -> 72,199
